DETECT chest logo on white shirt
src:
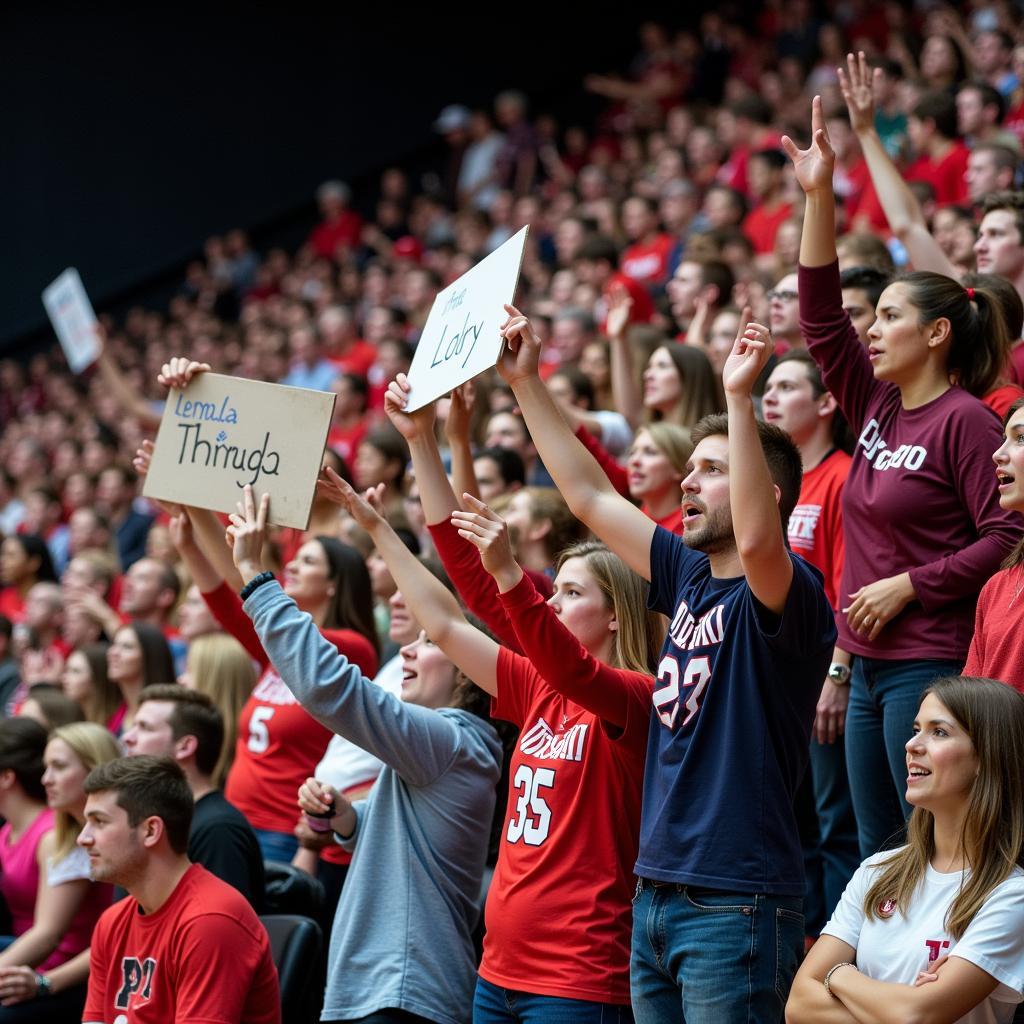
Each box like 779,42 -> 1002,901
858,419 -> 927,471
518,717 -> 589,762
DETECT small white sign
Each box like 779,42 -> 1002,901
41,268 -> 101,374
404,225 -> 529,411
143,373 -> 336,530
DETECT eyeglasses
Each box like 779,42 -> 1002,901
767,290 -> 798,302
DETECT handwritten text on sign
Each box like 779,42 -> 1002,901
143,373 -> 335,530
405,225 -> 528,411
41,268 -> 101,374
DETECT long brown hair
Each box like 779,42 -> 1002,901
899,272 -> 1009,398
1000,398 -> 1024,571
863,676 -> 1024,940
646,345 -> 725,428
555,541 -> 663,674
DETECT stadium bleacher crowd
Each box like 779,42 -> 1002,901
5,4 -> 1024,1022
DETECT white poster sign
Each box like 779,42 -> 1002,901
404,225 -> 529,411
143,373 -> 335,530
41,268 -> 101,374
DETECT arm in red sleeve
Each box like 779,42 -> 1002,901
798,260 -> 885,432
907,410 -> 1022,612
202,581 -> 270,670
426,518 -> 522,651
575,424 -> 631,499
498,572 -> 652,737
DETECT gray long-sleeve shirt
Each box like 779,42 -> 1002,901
244,582 -> 500,1024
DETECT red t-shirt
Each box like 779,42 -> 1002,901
964,564 -> 1024,693
983,383 -> 1024,422
204,582 -> 379,834
84,863 -> 280,1024
602,271 -> 655,328
327,339 -> 377,378
1009,343 -> 1024,388
620,235 -> 674,288
327,420 -> 369,465
0,588 -> 25,623
308,211 -> 363,261
904,142 -> 970,206
479,575 -> 651,1004
787,448 -> 851,614
743,200 -> 794,255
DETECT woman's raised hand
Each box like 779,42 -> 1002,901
157,356 -> 212,390
497,304 -> 542,385
225,484 -> 270,581
316,467 -> 387,532
838,51 -> 879,136
445,381 -> 476,444
781,95 -> 835,195
384,372 -> 436,441
450,494 -> 522,590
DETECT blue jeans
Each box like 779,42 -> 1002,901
805,734 -> 860,931
253,827 -> 298,862
845,657 -> 962,859
630,879 -> 803,1024
474,977 -> 633,1023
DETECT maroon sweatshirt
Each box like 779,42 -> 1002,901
798,260 -> 1021,661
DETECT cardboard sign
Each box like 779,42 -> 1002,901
143,373 -> 335,530
41,268 -> 101,374
404,225 -> 528,411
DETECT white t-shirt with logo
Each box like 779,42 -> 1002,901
823,850 -> 1024,1024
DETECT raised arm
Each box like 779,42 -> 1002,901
839,52 -> 958,277
500,305 -> 656,581
317,472 -> 499,696
783,96 -> 838,270
445,381 -> 483,507
93,326 -> 164,430
606,284 -> 644,431
723,315 -> 794,614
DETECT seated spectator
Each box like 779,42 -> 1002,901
0,722 -> 120,1021
278,325 -> 337,393
94,466 -> 154,572
175,584 -> 221,643
787,677 -> 1024,1023
17,685 -> 83,732
60,645 -> 120,730
177,633 -> 257,788
119,557 -> 184,669
0,536 -> 56,624
483,409 -> 553,487
472,447 -> 526,504
122,685 -> 264,909
904,91 -> 970,208
79,756 -> 280,1023
106,623 -> 176,735
743,148 -> 794,259
308,180 -> 362,261
496,486 -> 585,576
326,372 -> 370,466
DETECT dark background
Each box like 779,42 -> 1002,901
2,9 -> 648,355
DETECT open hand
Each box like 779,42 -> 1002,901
722,309 -> 773,397
445,381 -> 476,444
225,484 -> 270,582
605,282 -> 633,342
316,467 -> 386,532
843,572 -> 915,640
781,95 -> 835,195
838,51 -> 879,136
450,494 -> 523,591
157,356 -> 211,390
384,373 -> 436,441
497,304 -> 542,385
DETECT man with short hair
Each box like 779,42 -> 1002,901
965,142 -> 1018,203
976,191 -> 1024,381
974,28 -> 1019,97
122,685 -> 264,909
120,558 -> 179,629
620,196 -> 674,288
742,149 -> 794,256
472,447 -> 525,504
667,258 -> 735,337
80,756 -> 279,1024
905,91 -> 970,206
501,305 -> 835,1022
768,271 -> 803,352
956,82 -> 1016,149
839,265 -> 891,344
95,465 -> 154,570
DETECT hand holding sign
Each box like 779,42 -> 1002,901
404,226 -> 529,411
158,356 -> 212,390
384,373 -> 435,442
226,485 -> 271,583
497,304 -> 543,386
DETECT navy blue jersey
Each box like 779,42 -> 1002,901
637,527 -> 836,895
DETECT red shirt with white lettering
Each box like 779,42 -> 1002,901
204,582 -> 379,833
620,235 -> 674,289
787,448 -> 851,614
84,863 -> 279,1024
483,577 -> 650,1004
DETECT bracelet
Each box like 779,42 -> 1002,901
823,961 -> 856,996
240,570 -> 276,601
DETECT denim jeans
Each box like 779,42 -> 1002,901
473,977 -> 633,1023
845,657 -> 962,859
630,879 -> 803,1024
804,734 -> 860,932
253,827 -> 299,862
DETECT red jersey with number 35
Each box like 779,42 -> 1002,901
479,641 -> 650,1004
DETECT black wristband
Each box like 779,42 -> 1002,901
240,570 -> 276,601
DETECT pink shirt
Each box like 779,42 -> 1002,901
0,808 -> 54,938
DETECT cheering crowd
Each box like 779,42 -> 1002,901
6,5 -> 1024,1023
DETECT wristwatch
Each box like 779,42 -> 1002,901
828,663 -> 851,686
35,972 -> 52,998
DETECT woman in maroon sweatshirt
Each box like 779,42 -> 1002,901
783,96 -> 1022,859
